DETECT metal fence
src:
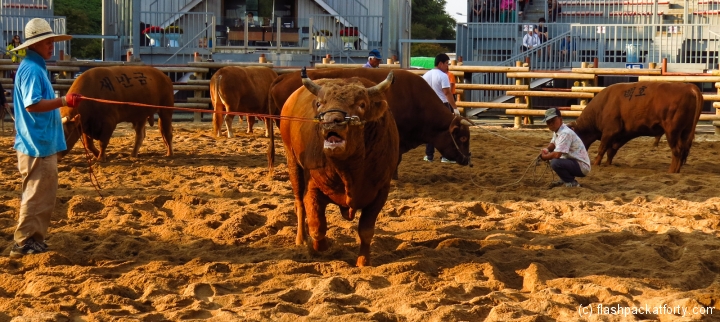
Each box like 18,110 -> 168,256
0,15 -> 67,60
307,14 -> 384,63
458,22 -> 720,102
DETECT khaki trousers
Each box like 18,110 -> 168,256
14,151 -> 58,245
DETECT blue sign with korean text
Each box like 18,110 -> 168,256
626,63 -> 643,69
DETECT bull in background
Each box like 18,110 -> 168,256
570,82 -> 703,173
61,66 -> 174,162
268,68 -> 473,173
210,66 -> 277,137
282,70 -> 398,267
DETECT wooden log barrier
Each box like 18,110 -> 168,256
456,102 -> 528,109
314,63 -> 401,69
455,84 -> 529,91
449,65 -> 529,73
505,109 -> 582,117
571,67 -> 662,76
506,91 -> 595,99
638,76 -> 720,82
506,72 -> 596,80
571,86 -> 605,93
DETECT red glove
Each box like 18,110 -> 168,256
64,93 -> 84,108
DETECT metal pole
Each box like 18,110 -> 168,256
132,0 -> 140,61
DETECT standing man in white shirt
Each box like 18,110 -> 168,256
522,26 -> 540,52
422,53 -> 458,163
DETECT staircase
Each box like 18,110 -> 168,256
309,0 -> 374,63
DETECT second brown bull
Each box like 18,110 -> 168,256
268,68 -> 473,170
210,66 -> 278,137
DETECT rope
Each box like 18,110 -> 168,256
63,96 -> 323,197
468,121 -> 560,187
81,97 -> 318,123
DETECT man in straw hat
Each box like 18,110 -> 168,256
539,107 -> 590,188
9,18 -> 83,257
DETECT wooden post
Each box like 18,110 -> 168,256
514,61 -> 525,128
716,83 -> 720,135
126,51 -> 132,62
59,50 -> 65,61
662,58 -> 667,74
192,70 -> 206,123
579,62 -> 590,106
194,52 -> 201,62
259,53 -> 266,64
593,57 -> 598,68
649,62 -> 656,69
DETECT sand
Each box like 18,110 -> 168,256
0,120 -> 719,321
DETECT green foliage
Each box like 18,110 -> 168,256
54,0 -> 102,59
412,0 -> 456,40
411,43 -> 452,57
411,0 -> 456,56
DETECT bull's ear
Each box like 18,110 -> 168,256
360,99 -> 389,123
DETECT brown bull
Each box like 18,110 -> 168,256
210,66 -> 277,137
61,66 -> 173,162
282,69 -> 398,267
268,68 -> 473,171
570,82 -> 703,173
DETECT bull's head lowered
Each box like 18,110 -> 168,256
301,68 -> 393,159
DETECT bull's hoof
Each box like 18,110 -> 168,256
356,255 -> 370,267
313,238 -> 329,252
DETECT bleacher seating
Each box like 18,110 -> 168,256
2,3 -> 48,9
559,11 -> 604,16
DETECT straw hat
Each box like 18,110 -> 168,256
10,18 -> 72,52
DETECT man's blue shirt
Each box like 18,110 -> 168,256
13,50 -> 66,157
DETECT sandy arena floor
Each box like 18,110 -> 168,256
0,120 -> 719,321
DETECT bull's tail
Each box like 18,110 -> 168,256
683,85 -> 705,166
210,75 -> 224,136
267,118 -> 275,176
266,85 -> 280,176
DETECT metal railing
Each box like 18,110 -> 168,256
458,22 -> 720,102
554,0 -> 667,24
308,14 -> 384,62
323,0 -> 370,18
459,22 -> 720,67
0,15 -> 67,60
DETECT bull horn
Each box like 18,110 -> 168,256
301,66 -> 322,96
367,71 -> 394,96
460,119 -> 473,126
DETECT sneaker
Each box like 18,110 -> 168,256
564,181 -> 581,188
9,238 -> 47,258
441,157 -> 456,164
423,156 -> 433,162
547,180 -> 564,188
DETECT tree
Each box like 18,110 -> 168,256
411,0 -> 456,56
55,0 -> 102,59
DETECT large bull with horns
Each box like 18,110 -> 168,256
60,66 -> 173,161
282,69 -> 398,267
